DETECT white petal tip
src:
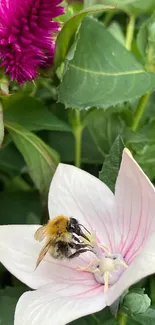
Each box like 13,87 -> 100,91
124,148 -> 133,158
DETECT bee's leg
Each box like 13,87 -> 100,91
69,242 -> 92,250
68,248 -> 93,259
78,266 -> 100,274
69,242 -> 87,249
71,235 -> 81,243
79,224 -> 91,234
77,258 -> 99,272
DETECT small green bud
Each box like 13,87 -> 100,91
121,290 -> 151,316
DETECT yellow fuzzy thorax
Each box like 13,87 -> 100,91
46,215 -> 69,236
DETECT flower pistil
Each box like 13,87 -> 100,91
79,232 -> 128,292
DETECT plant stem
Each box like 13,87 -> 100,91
74,110 -> 83,168
74,127 -> 82,168
104,10 -> 115,26
117,313 -> 128,325
131,92 -> 151,131
149,275 -> 155,305
91,314 -> 100,324
125,15 -> 135,50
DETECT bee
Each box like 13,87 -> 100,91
34,215 -> 92,268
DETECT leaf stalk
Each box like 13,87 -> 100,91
117,313 -> 128,325
125,15 -> 135,51
131,92 -> 151,131
73,110 -> 83,168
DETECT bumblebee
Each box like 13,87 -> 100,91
34,215 -> 91,268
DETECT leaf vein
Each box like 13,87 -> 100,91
70,64 -> 145,76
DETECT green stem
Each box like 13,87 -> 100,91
131,92 -> 151,131
91,314 -> 100,324
117,313 -> 128,325
149,275 -> 155,305
125,15 -> 135,50
104,10 -> 115,26
74,110 -> 83,168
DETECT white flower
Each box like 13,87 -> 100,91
0,149 -> 155,325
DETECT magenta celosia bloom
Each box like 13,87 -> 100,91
0,0 -> 64,84
1,149 -> 155,324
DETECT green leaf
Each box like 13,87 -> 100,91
0,142 -> 25,176
55,1 -> 83,23
5,121 -> 59,196
99,136 -> 124,192
3,95 -> 71,132
103,0 -> 155,15
125,129 -> 148,152
107,21 -> 125,45
54,5 -> 114,69
69,307 -> 118,325
88,111 -> 125,157
141,91 -> 155,120
128,308 -> 155,325
58,17 -> 155,110
0,175 -> 31,192
70,317 -> 118,325
137,21 -> 148,59
137,12 -> 155,73
0,190 -> 41,224
55,1 -> 77,23
48,128 -> 103,164
0,286 -> 27,325
0,103 -> 4,147
135,144 -> 155,180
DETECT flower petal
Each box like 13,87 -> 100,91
107,232 -> 155,306
0,225 -> 96,289
15,282 -> 105,325
48,164 -> 119,252
115,149 -> 155,263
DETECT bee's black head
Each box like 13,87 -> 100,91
67,217 -> 90,241
67,217 -> 80,233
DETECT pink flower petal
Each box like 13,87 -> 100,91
106,232 -> 155,306
0,225 -> 95,289
115,149 -> 155,263
15,282 -> 105,325
48,164 -> 120,252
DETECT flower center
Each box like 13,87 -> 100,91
78,232 -> 128,292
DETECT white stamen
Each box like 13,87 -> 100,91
97,243 -> 110,254
104,271 -> 109,292
78,231 -> 128,291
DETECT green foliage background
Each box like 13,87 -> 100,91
1,0 -> 155,324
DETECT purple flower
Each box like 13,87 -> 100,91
0,0 -> 64,84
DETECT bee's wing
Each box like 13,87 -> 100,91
34,225 -> 47,242
35,240 -> 52,269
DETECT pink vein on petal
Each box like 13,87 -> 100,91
120,191 -> 133,257
119,171 -> 126,251
66,177 -> 93,232
74,284 -> 102,297
127,197 -> 149,264
103,204 -> 116,252
88,198 -> 113,252
45,260 -> 75,270
124,176 -> 143,261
